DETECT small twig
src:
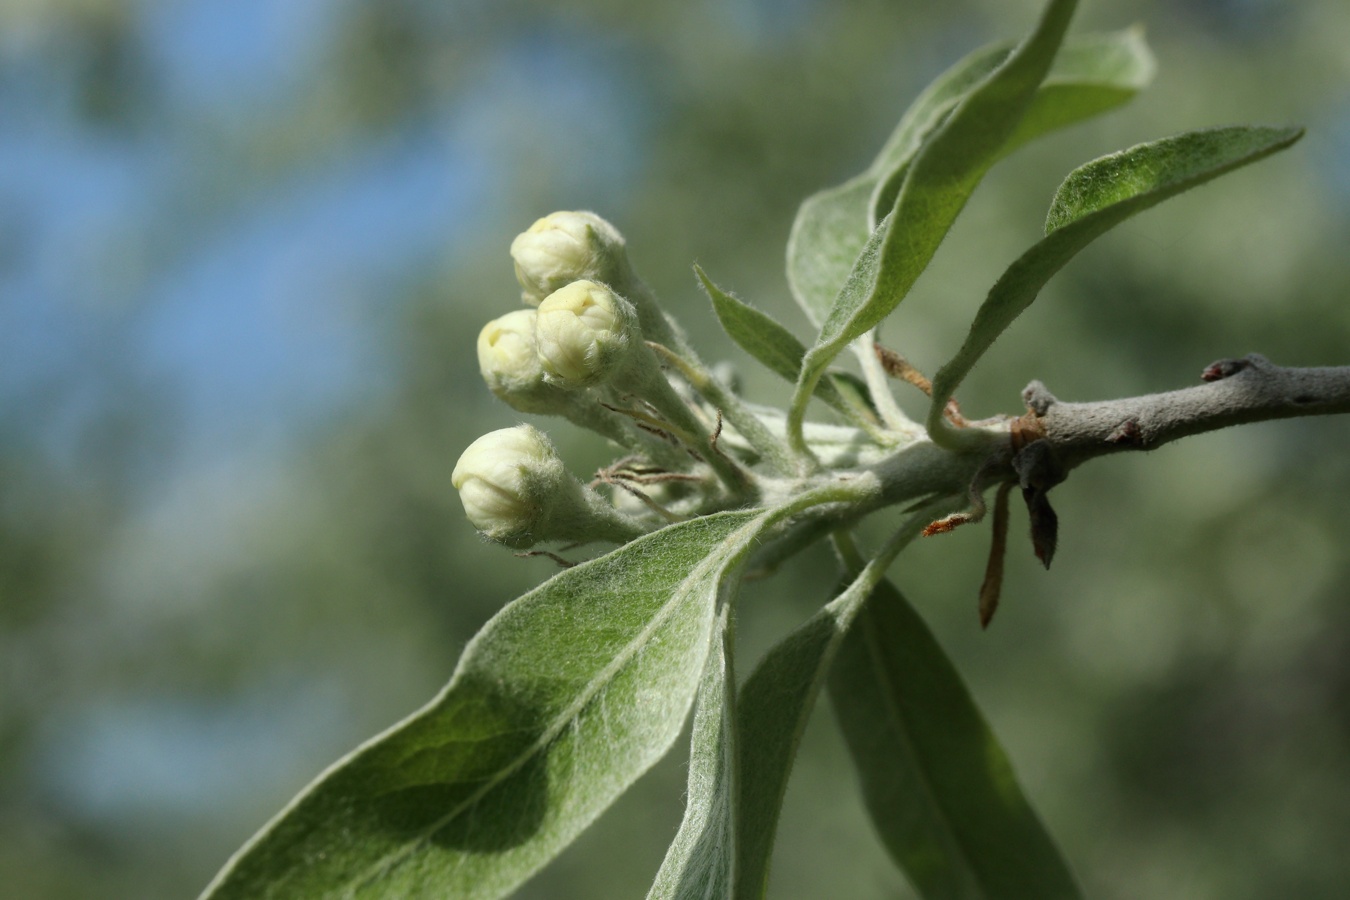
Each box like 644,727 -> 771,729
597,472 -> 686,524
514,550 -> 576,568
921,457 -> 1004,536
593,457 -> 704,488
619,470 -> 704,486
875,342 -> 933,393
875,342 -> 968,426
703,408 -> 747,475
599,400 -> 689,446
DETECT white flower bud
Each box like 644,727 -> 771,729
476,309 -> 566,413
452,424 -> 647,547
451,425 -> 559,543
477,309 -> 539,387
510,211 -> 627,304
535,280 -> 637,389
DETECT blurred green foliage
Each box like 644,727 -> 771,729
3,1 -> 1350,897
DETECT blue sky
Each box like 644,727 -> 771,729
0,0 -> 656,475
5,0 -> 658,826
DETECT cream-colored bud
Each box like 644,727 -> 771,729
452,424 -> 646,548
476,309 -> 566,414
451,425 -> 558,541
478,310 -> 540,385
510,211 -> 626,304
535,280 -> 636,388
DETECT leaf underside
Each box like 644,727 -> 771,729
786,21 -> 1151,332
646,604 -> 738,900
653,580 -> 867,900
828,579 -> 1083,900
201,511 -> 763,900
803,0 -> 1079,372
699,265 -> 876,425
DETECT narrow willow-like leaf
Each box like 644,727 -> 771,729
790,0 -> 1079,449
828,579 -> 1081,900
787,178 -> 876,330
1000,27 -> 1154,160
787,40 -> 1010,328
786,21 -> 1147,330
871,28 -> 1156,224
927,124 -> 1304,444
806,0 -> 1077,362
649,505 -> 945,900
731,569 -> 888,897
698,266 -> 876,426
701,266 -> 809,384
646,604 -> 738,900
201,510 -> 763,900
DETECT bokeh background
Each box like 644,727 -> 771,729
4,0 -> 1350,897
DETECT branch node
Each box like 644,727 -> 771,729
1022,380 -> 1058,416
1106,417 -> 1143,446
1201,357 -> 1252,382
1010,412 -> 1046,451
1012,439 -> 1065,492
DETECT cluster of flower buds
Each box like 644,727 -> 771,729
458,213 -> 665,548
477,213 -> 643,413
455,211 -> 752,549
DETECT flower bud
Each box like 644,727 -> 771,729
451,425 -> 560,543
535,280 -> 637,389
477,309 -> 539,388
510,211 -> 627,304
476,309 -> 566,413
452,424 -> 647,547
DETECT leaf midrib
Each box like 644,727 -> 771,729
344,518 -> 762,897
859,609 -> 984,896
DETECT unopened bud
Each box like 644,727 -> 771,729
510,211 -> 627,304
452,424 -> 646,547
477,309 -> 567,413
535,280 -> 637,389
452,425 -> 560,544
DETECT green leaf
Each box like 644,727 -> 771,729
650,501 -> 949,900
786,177 -> 876,329
807,0 -> 1078,361
927,124 -> 1304,443
1001,27 -> 1155,160
698,265 -> 878,427
201,510 -> 764,900
789,0 -> 1079,447
731,568 -> 876,898
787,40 -> 1011,329
646,604 -> 738,900
701,265 -> 809,384
871,27 -> 1156,224
786,22 -> 1149,330
828,579 -> 1082,900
